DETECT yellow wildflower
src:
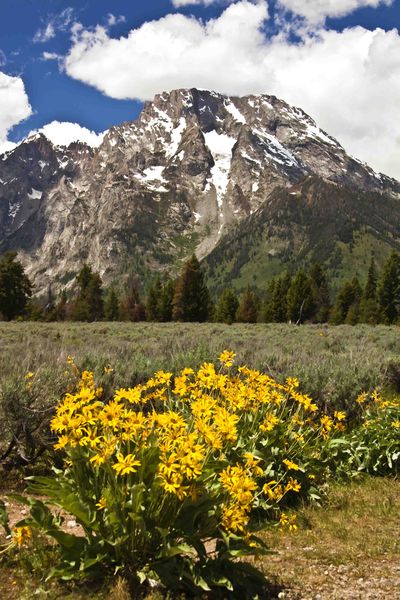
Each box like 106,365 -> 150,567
279,512 -> 289,527
114,387 -> 143,404
218,350 -> 236,368
197,363 -> 218,388
96,497 -> 107,510
334,411 -> 346,422
279,513 -> 298,531
283,459 -> 301,471
288,515 -> 298,531
260,414 -> 280,432
54,435 -> 70,450
159,472 -> 188,500
356,392 -> 368,405
154,370 -> 173,386
262,480 -> 278,500
213,407 -> 239,442
113,453 -> 141,476
286,377 -> 299,389
285,477 -> 301,493
221,503 -> 248,534
13,526 -> 32,547
244,452 -> 263,477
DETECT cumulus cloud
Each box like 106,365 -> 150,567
29,121 -> 105,148
63,0 -> 400,179
0,72 -> 32,153
66,2 -> 270,100
278,0 -> 394,23
33,7 -> 75,43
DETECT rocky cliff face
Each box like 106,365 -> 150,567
0,88 -> 399,294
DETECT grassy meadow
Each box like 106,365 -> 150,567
1,321 -> 400,409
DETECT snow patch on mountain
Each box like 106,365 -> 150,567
225,99 -> 246,124
28,188 -> 42,200
203,130 -> 236,210
166,117 -> 186,158
253,128 -> 299,168
8,201 -> 21,219
135,166 -> 169,193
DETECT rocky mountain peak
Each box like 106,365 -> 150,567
1,88 -> 399,295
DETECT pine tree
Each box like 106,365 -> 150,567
121,283 -> 146,322
146,277 -> 163,321
309,263 -> 331,323
377,252 -> 400,324
236,288 -> 258,323
359,257 -> 379,324
331,277 -> 362,324
104,288 -> 120,321
0,252 -> 32,320
72,264 -> 104,321
364,257 -> 377,300
160,279 -> 175,322
286,270 -> 314,324
54,289 -> 67,321
262,279 -> 277,323
215,288 -> 239,324
263,272 -> 291,322
172,255 -> 210,322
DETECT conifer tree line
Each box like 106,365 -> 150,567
1,250 -> 400,325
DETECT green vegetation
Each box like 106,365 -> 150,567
4,250 -> 400,326
0,252 -> 32,321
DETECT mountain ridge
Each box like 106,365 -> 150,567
1,88 -> 399,295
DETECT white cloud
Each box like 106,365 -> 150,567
0,72 -> 32,153
33,7 -> 75,43
0,50 -> 6,67
34,22 -> 56,43
66,2 -> 270,100
107,13 -> 126,27
29,121 -> 105,148
1,119 -> 105,157
0,140 -> 16,154
63,0 -> 400,179
42,51 -> 62,61
278,0 -> 394,23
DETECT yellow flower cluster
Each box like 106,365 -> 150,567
13,526 -> 32,547
220,464 -> 258,533
50,352 -> 344,538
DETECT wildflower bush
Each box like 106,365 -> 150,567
331,391 -> 400,476
4,352 -> 342,595
3,351 -> 399,596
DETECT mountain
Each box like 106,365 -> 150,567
1,88 -> 400,295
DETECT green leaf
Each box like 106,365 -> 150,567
158,543 -> 196,558
47,529 -> 86,552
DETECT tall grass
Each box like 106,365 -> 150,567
1,322 -> 399,408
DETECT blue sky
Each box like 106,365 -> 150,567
0,0 -> 399,177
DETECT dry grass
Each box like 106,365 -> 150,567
260,476 -> 400,599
